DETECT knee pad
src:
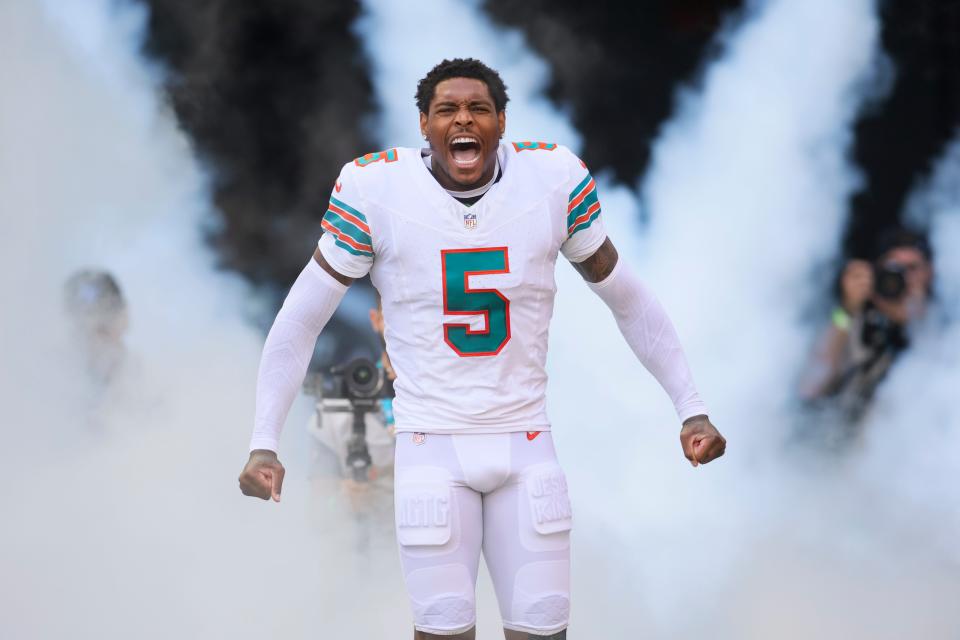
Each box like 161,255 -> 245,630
406,564 -> 476,634
510,561 -> 571,633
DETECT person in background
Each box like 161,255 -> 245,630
63,269 -> 129,384
306,297 -> 396,540
800,228 -> 934,430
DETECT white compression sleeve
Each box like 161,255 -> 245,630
588,259 -> 708,422
249,259 -> 348,452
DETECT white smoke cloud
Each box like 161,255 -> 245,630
854,131 -> 960,563
0,1 -> 405,638
548,0 -> 960,637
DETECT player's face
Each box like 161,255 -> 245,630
420,77 -> 505,190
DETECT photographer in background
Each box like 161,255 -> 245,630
305,298 -> 395,539
63,269 -> 129,384
800,229 -> 934,429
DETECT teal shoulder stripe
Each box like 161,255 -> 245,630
334,237 -> 374,258
568,209 -> 602,238
329,196 -> 367,223
568,174 -> 593,202
513,141 -> 557,152
566,189 -> 600,228
324,210 -> 372,245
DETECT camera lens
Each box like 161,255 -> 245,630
343,358 -> 381,398
874,264 -> 906,300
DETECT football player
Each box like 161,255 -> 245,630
239,58 -> 725,640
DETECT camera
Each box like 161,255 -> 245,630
329,358 -> 384,400
873,263 -> 907,301
305,357 -> 394,482
860,263 -> 909,353
859,304 -> 907,354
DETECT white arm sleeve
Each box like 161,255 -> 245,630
588,259 -> 708,422
249,259 -> 348,452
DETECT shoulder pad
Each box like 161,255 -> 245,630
510,141 -> 558,153
507,142 -> 582,183
353,148 -> 400,168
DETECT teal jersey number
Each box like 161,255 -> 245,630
441,247 -> 512,357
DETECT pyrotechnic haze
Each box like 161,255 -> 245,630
0,1 -> 405,637
1,0 -> 957,638
549,0 -> 957,637
856,130 -> 960,567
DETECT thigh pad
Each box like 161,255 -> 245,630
395,465 -> 452,547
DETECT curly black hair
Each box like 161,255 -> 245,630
415,58 -> 509,114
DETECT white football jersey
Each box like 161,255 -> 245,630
318,142 -> 606,434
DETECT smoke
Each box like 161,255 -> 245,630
544,0 -> 959,637
357,0 -> 945,638
0,1 -> 405,637
857,130 -> 960,560
139,0 -> 378,302
5,0 -> 957,638
844,0 -> 960,257
358,0 -> 585,149
481,0 -> 744,185
358,0 -> 960,637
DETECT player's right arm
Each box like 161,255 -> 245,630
239,163 -> 372,502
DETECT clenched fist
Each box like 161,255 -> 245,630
239,449 -> 285,502
679,415 -> 726,467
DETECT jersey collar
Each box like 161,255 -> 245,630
422,152 -> 502,201
411,143 -> 512,226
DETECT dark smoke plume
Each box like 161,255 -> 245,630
482,0 -> 743,185
139,0 -> 959,322
484,0 -> 960,261
141,0 -> 377,303
845,0 -> 960,258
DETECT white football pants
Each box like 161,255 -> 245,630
394,431 -> 572,636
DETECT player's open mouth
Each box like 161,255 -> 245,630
449,136 -> 482,168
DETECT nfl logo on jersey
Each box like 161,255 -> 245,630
463,212 -> 477,230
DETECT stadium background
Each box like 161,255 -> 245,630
1,0 -> 958,638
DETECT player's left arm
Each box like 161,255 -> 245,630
557,145 -> 724,464
572,238 -> 726,466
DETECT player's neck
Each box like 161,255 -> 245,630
424,151 -> 500,200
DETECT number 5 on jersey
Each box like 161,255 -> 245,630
441,248 -> 512,357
